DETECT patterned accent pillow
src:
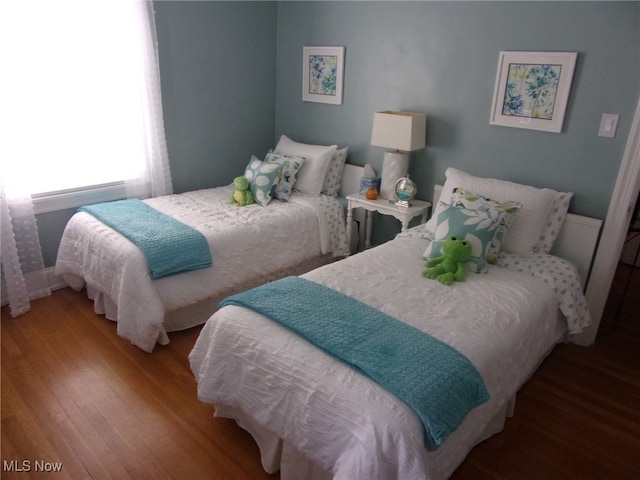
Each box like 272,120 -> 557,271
533,191 -> 573,253
265,151 -> 305,201
244,156 -> 283,207
423,202 -> 503,273
322,147 -> 348,197
425,168 -> 556,254
451,187 -> 522,264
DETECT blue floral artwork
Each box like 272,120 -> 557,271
501,63 -> 562,120
308,54 -> 338,97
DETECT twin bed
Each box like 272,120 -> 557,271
189,167 -> 602,480
56,136 -> 359,352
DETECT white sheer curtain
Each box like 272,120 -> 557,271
0,187 -> 50,316
124,0 -> 173,200
0,0 -> 172,316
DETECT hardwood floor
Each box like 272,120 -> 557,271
1,263 -> 638,479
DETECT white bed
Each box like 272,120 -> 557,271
56,137 -> 364,352
189,168 -> 602,480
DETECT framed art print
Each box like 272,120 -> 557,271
302,46 -> 345,105
490,51 -> 577,133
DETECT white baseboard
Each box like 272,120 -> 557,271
44,267 -> 69,291
1,267 -> 68,308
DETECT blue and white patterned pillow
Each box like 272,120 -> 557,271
322,147 -> 348,197
244,156 -> 283,207
423,202 -> 503,273
451,187 -> 522,264
265,151 -> 305,201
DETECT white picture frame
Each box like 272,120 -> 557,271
302,46 -> 345,105
490,51 -> 578,133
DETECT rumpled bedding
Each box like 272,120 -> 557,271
400,226 -> 591,334
56,185 -> 348,352
191,230 -> 585,479
496,252 -> 590,333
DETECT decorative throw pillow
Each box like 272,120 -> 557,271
322,147 -> 348,197
265,151 -> 305,201
533,191 -> 573,253
423,202 -> 503,273
274,135 -> 337,196
244,156 -> 283,207
451,187 -> 522,263
425,167 -> 556,255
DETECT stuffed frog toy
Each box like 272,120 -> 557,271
230,176 -> 253,206
423,236 -> 472,285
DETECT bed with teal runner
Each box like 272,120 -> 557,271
80,199 -> 212,279
219,276 -> 490,451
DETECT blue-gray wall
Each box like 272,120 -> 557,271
38,1 -> 639,266
274,1 -> 639,244
154,1 -> 278,193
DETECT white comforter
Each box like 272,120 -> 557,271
56,185 -> 348,352
190,231 -> 583,479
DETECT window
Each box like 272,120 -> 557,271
1,0 -> 168,210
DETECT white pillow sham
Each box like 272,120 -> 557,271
274,135 -> 337,196
425,168 -> 556,254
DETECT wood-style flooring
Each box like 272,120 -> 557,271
1,262 -> 639,479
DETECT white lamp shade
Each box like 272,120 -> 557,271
371,111 -> 426,152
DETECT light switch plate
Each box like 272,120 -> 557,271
599,113 -> 619,138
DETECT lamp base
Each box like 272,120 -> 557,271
380,150 -> 409,200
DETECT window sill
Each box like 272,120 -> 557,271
33,183 -> 128,215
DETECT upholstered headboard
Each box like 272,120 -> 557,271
433,184 -> 602,289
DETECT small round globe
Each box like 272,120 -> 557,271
395,176 -> 417,202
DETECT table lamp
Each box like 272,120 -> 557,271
371,111 -> 426,200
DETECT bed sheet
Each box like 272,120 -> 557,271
190,233 -> 573,479
56,185 -> 348,352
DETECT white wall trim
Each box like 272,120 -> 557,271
44,267 -> 69,292
1,268 -> 68,308
578,98 -> 640,346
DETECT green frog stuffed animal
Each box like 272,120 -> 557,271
230,176 -> 253,206
423,236 -> 472,285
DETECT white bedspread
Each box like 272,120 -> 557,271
190,232 -> 578,479
56,185 -> 348,352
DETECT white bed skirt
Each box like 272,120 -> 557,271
214,399 -> 516,480
68,252 -> 337,344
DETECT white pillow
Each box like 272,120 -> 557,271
275,135 -> 337,196
322,147 -> 348,197
426,168 -> 556,254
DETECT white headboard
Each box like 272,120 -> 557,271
339,163 -> 365,197
433,184 -> 602,289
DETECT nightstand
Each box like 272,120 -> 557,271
346,194 -> 431,251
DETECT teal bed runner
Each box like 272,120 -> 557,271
219,276 -> 490,451
80,199 -> 212,279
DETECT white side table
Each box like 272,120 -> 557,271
346,194 -> 431,252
